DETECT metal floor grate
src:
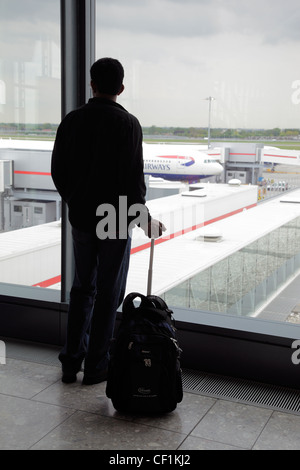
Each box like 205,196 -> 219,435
4,339 -> 300,415
182,369 -> 300,415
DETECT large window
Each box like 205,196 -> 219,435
0,0 -> 61,294
0,0 -> 298,386
96,0 -> 300,328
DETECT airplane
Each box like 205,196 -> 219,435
0,138 -> 223,183
143,142 -> 223,182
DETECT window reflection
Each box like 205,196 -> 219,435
97,0 -> 300,325
0,0 -> 61,290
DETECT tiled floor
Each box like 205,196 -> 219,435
1,339 -> 300,451
2,270 -> 300,451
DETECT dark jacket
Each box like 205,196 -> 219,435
51,97 -> 150,234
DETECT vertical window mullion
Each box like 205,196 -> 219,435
60,0 -> 95,302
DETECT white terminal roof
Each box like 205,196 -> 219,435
1,183 -> 300,293
0,138 -> 54,151
126,186 -> 300,297
0,220 -> 61,260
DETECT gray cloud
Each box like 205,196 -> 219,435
98,0 -> 300,43
98,0 -> 222,38
97,0 -> 300,128
0,0 -> 58,21
222,0 -> 300,44
0,0 -> 299,127
0,0 -> 60,60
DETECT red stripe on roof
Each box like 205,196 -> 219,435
33,275 -> 61,288
14,171 -> 51,176
34,202 -> 257,288
131,203 -> 256,254
230,153 -> 256,156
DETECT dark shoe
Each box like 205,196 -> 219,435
82,369 -> 108,385
62,372 -> 77,384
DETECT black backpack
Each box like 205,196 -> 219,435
106,292 -> 183,414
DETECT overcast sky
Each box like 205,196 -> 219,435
1,0 -> 300,129
97,0 -> 300,129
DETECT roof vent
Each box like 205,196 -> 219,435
196,227 -> 223,242
181,189 -> 207,197
228,178 -> 241,186
280,196 -> 300,204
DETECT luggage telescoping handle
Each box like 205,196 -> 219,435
147,238 -> 155,295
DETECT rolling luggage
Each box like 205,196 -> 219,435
106,239 -> 183,413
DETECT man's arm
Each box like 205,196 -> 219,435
51,112 -> 79,203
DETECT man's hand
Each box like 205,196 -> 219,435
141,218 -> 166,239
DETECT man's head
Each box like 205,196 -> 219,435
90,58 -> 124,97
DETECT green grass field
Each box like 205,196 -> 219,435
144,138 -> 300,151
1,133 -> 300,151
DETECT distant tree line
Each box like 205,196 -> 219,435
143,125 -> 300,140
0,123 -> 58,135
0,123 -> 299,140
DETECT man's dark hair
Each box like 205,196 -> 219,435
90,58 -> 124,95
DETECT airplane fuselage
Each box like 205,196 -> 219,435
143,143 -> 223,182
0,139 -> 224,183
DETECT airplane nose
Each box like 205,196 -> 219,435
213,162 -> 223,174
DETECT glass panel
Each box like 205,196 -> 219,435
163,216 -> 300,318
227,251 -> 243,315
0,0 -> 61,292
190,269 -> 211,311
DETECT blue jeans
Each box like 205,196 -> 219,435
59,227 -> 131,376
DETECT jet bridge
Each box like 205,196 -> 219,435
0,140 -> 58,231
211,142 -> 300,185
1,138 -> 300,231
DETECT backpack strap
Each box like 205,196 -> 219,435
147,295 -> 173,317
122,292 -> 147,314
122,292 -> 173,323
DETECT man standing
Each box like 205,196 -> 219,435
51,58 -> 165,385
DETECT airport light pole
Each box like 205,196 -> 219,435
205,96 -> 215,148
